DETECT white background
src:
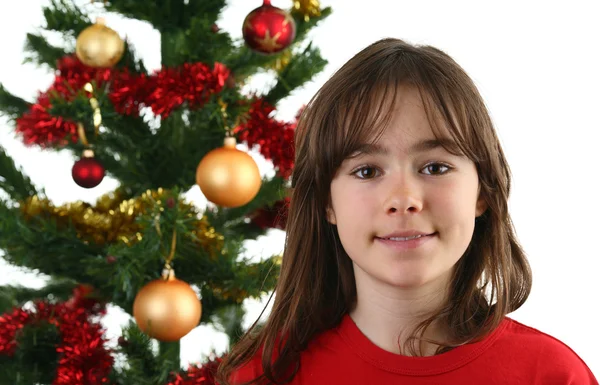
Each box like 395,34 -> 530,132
0,0 -> 598,377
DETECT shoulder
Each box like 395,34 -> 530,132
228,325 -> 344,385
228,347 -> 267,385
502,317 -> 598,383
504,317 -> 585,361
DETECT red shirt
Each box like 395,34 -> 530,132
231,315 -> 598,384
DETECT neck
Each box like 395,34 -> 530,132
349,263 -> 452,357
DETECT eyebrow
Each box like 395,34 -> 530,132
349,138 -> 462,157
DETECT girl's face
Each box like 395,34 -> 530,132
327,86 -> 486,292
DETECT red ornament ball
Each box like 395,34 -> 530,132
72,151 -> 105,188
243,0 -> 296,55
165,197 -> 176,208
117,336 -> 129,347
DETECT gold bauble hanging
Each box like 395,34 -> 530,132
196,137 -> 262,208
133,270 -> 202,342
76,17 -> 125,68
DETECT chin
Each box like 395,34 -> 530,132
382,273 -> 433,289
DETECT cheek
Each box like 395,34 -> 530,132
430,179 -> 479,232
331,184 -> 377,238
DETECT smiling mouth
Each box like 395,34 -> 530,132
374,233 -> 437,250
380,234 -> 428,241
376,232 -> 436,241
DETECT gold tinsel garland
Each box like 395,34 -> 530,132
18,190 -> 284,304
292,0 -> 321,22
19,189 -> 224,257
272,50 -> 292,73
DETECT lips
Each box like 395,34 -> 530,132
375,232 -> 437,251
377,230 -> 435,239
382,234 -> 428,241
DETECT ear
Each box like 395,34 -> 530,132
475,194 -> 487,218
326,205 -> 337,225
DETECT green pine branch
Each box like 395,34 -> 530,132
224,45 -> 280,82
106,0 -> 226,34
266,43 -> 328,104
0,321 -> 61,385
106,0 -> 182,31
207,175 -> 288,232
159,17 -> 235,67
0,204 -> 103,282
23,33 -> 68,69
24,0 -> 90,69
0,83 -> 32,120
43,0 -> 90,36
0,145 -> 39,201
111,322 -> 173,384
117,40 -> 148,74
209,303 -> 246,346
0,278 -> 78,314
198,254 -> 279,341
293,6 -> 332,43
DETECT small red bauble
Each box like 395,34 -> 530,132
72,149 -> 105,188
243,0 -> 296,55
165,197 -> 176,208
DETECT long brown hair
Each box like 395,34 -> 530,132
217,38 -> 532,384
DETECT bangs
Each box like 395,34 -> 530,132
320,54 -> 415,171
334,76 -> 402,161
295,39 -> 490,191
416,82 -> 479,161
325,76 -> 471,172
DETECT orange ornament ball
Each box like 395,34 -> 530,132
196,137 -> 262,208
133,271 -> 201,342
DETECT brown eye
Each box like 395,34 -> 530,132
421,163 -> 451,175
353,166 -> 380,179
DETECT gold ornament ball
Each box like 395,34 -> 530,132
76,17 -> 125,68
133,272 -> 202,342
196,137 -> 262,208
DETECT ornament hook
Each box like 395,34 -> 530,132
77,82 -> 102,150
154,216 -> 178,278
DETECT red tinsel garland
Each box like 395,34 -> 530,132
109,68 -> 149,116
50,55 -> 114,97
0,285 -> 113,384
236,99 -> 301,229
250,197 -> 290,230
16,56 -> 113,146
16,55 -> 230,146
140,62 -> 230,118
234,98 -> 297,179
15,55 -> 299,190
15,93 -> 80,146
165,356 -> 223,385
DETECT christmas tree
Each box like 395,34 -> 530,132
0,0 -> 330,383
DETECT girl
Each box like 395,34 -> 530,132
217,38 -> 598,384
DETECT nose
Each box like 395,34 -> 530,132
382,174 -> 423,215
